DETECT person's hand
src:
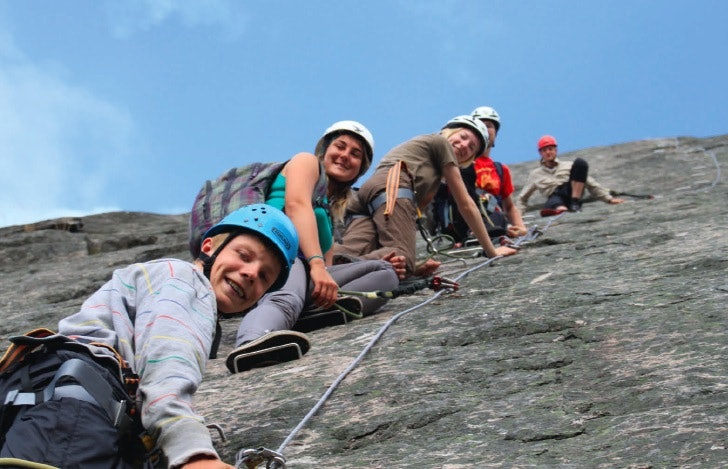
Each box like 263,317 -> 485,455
309,261 -> 339,308
382,251 -> 407,280
609,198 -> 624,204
507,225 -> 528,238
413,258 -> 441,277
180,456 -> 235,469
494,246 -> 518,257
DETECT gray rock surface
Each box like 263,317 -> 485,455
1,134 -> 726,468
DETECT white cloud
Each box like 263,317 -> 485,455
0,46 -> 135,228
103,0 -> 249,40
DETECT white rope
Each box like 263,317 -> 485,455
270,222 -> 557,457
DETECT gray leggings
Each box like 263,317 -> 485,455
235,258 -> 398,345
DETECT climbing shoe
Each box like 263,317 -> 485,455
225,330 -> 310,373
540,208 -> 567,217
569,198 -> 582,212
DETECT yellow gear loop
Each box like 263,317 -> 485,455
0,458 -> 59,469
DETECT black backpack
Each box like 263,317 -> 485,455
434,161 -> 507,241
0,330 -> 150,467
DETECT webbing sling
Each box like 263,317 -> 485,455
383,161 -> 403,216
473,160 -> 504,212
367,188 -> 414,215
365,161 -> 415,216
365,160 -> 417,218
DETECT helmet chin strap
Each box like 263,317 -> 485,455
200,233 -> 238,279
199,232 -> 239,361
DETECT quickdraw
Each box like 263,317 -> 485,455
338,275 -> 459,301
235,447 -> 286,469
429,276 -> 459,292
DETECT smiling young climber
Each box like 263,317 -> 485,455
0,204 -> 298,469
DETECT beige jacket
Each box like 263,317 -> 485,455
516,158 -> 613,212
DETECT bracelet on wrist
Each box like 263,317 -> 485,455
306,254 -> 325,263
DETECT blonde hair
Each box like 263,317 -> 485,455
440,127 -> 478,168
207,233 -> 231,250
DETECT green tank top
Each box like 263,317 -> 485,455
266,172 -> 333,254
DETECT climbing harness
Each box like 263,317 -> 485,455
416,213 -> 482,260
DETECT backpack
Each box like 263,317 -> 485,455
475,161 -> 504,205
433,161 -> 507,242
189,160 -> 329,258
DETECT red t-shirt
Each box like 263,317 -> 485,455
473,156 -> 514,199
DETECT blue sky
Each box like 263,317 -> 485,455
1,0 -> 726,228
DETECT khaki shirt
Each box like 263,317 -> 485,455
517,158 -> 613,212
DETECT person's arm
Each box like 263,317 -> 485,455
498,165 -> 527,237
502,194 -> 527,237
443,164 -> 516,258
60,260 -> 223,468
283,153 -> 339,307
584,175 -> 618,203
181,456 -> 235,469
516,179 -> 536,213
133,263 -> 221,468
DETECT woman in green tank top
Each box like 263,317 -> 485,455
228,121 -> 403,372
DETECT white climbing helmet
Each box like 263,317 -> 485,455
471,106 -> 501,132
314,120 -> 375,176
442,115 -> 490,156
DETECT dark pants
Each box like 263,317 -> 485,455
2,398 -> 134,468
544,158 -> 589,209
0,348 -> 147,468
434,165 -> 507,243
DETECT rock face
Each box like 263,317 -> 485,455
1,135 -> 727,468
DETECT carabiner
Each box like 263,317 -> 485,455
429,276 -> 459,292
236,447 -> 286,469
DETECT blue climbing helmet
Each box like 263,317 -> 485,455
200,204 -> 299,292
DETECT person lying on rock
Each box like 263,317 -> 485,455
335,115 -> 518,278
225,121 -> 401,374
517,135 -> 624,216
0,204 -> 298,469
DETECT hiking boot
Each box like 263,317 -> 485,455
569,198 -> 582,212
225,330 -> 310,373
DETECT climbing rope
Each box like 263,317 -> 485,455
234,221 -> 556,469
